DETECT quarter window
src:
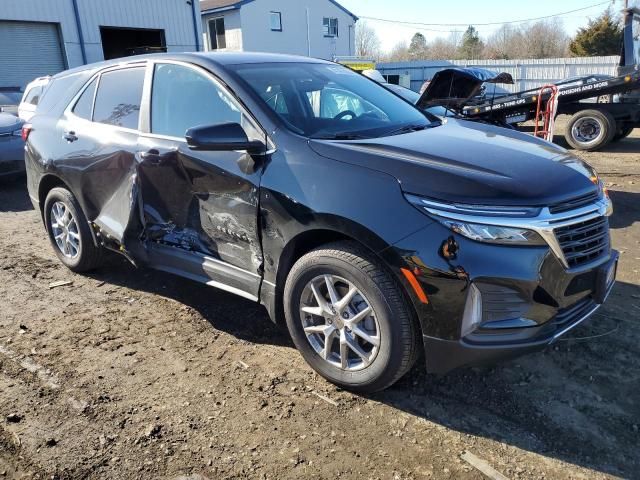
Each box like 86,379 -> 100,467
209,17 -> 226,49
24,86 -> 43,106
270,12 -> 282,31
323,17 -> 338,37
72,78 -> 97,121
93,68 -> 145,129
151,63 -> 258,139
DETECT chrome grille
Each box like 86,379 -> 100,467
554,216 -> 609,268
549,191 -> 600,214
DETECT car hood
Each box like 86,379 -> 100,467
416,68 -> 514,110
0,113 -> 22,135
308,120 -> 598,207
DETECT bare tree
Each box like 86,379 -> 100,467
484,19 -> 569,59
382,40 -> 411,62
425,37 -> 459,60
485,24 -> 518,59
519,19 -> 569,58
355,21 -> 381,59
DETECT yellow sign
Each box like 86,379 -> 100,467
338,61 -> 376,72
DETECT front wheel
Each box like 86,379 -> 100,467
283,242 -> 419,393
44,187 -> 103,272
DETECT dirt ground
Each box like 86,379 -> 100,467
0,120 -> 639,480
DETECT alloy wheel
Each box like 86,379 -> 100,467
299,274 -> 380,371
50,201 -> 80,259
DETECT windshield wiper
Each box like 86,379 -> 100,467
311,132 -> 371,140
385,123 -> 430,136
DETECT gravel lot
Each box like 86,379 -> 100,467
1,122 -> 639,480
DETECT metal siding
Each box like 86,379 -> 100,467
76,0 -> 198,47
378,56 -> 621,93
0,21 -> 66,88
0,0 -> 201,66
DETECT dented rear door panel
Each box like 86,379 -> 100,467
54,113 -> 142,251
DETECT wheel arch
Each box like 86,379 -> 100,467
38,174 -> 73,215
38,174 -> 100,247
264,222 -> 420,335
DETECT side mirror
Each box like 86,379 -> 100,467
185,122 -> 265,154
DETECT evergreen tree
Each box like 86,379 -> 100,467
569,9 -> 623,56
458,26 -> 484,59
408,32 -> 428,58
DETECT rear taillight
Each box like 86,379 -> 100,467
21,124 -> 32,142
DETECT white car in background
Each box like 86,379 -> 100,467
18,76 -> 50,122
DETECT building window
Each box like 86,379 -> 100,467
209,17 -> 226,50
270,11 -> 282,31
323,17 -> 338,37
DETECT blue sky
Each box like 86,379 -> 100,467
338,0 -> 622,52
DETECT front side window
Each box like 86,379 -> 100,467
231,63 -> 434,139
72,78 -> 97,120
151,63 -> 259,139
209,17 -> 226,49
93,68 -> 145,129
323,17 -> 338,37
270,12 -> 282,31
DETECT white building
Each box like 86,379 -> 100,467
0,0 -> 203,88
200,0 -> 357,60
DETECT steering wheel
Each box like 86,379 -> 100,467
334,110 -> 357,120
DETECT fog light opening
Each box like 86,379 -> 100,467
461,283 -> 482,337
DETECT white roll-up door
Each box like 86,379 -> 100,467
0,21 -> 66,89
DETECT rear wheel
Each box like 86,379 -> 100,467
565,109 -> 616,151
612,123 -> 635,142
283,242 -> 419,393
44,187 -> 103,272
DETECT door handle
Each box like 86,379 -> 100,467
139,149 -> 161,160
138,148 -> 173,165
63,131 -> 78,142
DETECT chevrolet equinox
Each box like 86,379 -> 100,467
24,53 -> 617,392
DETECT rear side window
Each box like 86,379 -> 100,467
24,86 -> 43,106
93,68 -> 145,129
72,78 -> 97,120
37,72 -> 88,115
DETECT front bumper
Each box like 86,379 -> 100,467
423,279 -> 612,374
382,217 -> 618,374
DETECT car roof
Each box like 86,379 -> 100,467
52,52 -> 332,80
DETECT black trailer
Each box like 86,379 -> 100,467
416,7 -> 640,151
461,71 -> 640,151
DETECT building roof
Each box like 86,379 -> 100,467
200,0 -> 358,20
200,0 -> 247,12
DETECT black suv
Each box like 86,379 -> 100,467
24,53 -> 617,392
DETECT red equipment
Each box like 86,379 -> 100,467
533,84 -> 560,142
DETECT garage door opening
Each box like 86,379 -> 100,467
100,27 -> 167,60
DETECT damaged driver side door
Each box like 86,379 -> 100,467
137,61 -> 267,300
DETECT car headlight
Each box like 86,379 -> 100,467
437,218 -> 546,245
405,194 -> 546,245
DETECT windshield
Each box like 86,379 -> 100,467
230,62 -> 435,139
385,84 -> 420,104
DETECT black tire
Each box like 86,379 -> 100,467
612,123 -> 634,142
564,109 -> 616,151
44,187 -> 103,272
283,241 -> 420,393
